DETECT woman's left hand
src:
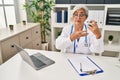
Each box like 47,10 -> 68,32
88,20 -> 101,39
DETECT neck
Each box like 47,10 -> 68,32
74,24 -> 84,31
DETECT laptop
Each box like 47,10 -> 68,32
14,44 -> 55,70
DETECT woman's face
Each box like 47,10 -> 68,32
73,9 -> 87,26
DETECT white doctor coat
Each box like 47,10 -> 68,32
55,24 -> 104,55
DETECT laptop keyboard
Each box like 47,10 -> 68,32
30,53 -> 55,70
30,55 -> 46,68
36,54 -> 50,61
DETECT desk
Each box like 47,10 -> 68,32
0,49 -> 120,80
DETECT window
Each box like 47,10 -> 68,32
106,8 -> 120,25
0,0 -> 16,28
0,0 -> 2,4
4,0 -> 14,4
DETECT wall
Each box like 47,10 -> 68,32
17,0 -> 27,22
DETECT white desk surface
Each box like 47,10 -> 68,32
0,49 -> 120,80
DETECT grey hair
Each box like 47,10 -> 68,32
72,6 -> 88,18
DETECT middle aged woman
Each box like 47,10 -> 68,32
55,6 -> 104,55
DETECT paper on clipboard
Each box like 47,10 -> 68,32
68,56 -> 103,76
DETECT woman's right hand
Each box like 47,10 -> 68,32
70,30 -> 88,41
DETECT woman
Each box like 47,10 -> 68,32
55,6 -> 104,55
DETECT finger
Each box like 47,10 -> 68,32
88,21 -> 95,27
88,26 -> 94,31
77,31 -> 88,37
80,32 -> 88,36
88,24 -> 93,27
90,24 -> 98,29
88,23 -> 93,27
79,31 -> 87,34
88,26 -> 93,29
90,20 -> 97,26
81,33 -> 88,36
81,30 -> 87,32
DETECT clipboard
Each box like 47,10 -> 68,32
68,56 -> 104,76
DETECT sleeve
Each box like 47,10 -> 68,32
89,33 -> 104,54
55,26 -> 73,50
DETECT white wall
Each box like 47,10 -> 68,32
18,0 -> 27,22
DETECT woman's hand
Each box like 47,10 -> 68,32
70,30 -> 88,41
88,20 -> 101,39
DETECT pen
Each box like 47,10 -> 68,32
80,63 -> 82,72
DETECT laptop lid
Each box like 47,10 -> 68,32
14,44 -> 36,68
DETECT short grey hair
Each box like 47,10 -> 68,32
72,6 -> 88,18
